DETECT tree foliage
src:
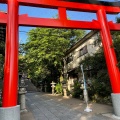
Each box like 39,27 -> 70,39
0,40 -> 5,82
0,40 -> 5,90
22,28 -> 85,86
79,47 -> 111,101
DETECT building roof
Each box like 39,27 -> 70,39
65,30 -> 98,55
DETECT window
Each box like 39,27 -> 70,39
79,45 -> 88,57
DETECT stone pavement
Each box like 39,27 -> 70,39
21,92 -> 120,120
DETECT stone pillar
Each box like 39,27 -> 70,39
44,82 -> 47,92
67,80 -> 71,91
111,93 -> 120,117
0,105 -> 20,120
40,84 -> 43,92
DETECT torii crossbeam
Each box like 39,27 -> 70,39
0,0 -> 120,119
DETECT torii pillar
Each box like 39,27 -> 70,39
97,9 -> 120,117
0,0 -> 20,120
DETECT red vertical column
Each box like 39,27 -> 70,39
2,0 -> 19,107
97,9 -> 120,93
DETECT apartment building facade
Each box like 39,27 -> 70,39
64,30 -> 101,90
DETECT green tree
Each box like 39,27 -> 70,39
23,28 -> 85,86
111,17 -> 120,68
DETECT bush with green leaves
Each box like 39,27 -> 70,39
79,48 -> 113,103
55,83 -> 62,94
72,80 -> 83,98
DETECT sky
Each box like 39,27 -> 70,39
0,1 -> 120,43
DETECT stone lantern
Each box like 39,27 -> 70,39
62,82 -> 69,98
18,74 -> 27,112
40,83 -> 43,92
51,81 -> 56,95
44,82 -> 47,92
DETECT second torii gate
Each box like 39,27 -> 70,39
1,0 -> 120,119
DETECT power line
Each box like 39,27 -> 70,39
19,30 -> 65,37
0,27 -> 68,37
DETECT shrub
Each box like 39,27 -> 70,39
72,81 -> 83,98
79,47 -> 112,104
88,76 -> 112,103
55,83 -> 62,94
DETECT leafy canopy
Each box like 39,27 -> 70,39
22,28 -> 85,83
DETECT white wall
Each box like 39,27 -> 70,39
66,33 -> 101,72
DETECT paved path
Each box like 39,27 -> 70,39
22,92 -> 120,120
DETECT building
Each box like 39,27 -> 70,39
64,30 -> 101,90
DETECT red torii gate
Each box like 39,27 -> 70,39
1,0 -> 120,118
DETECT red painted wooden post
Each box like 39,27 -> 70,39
2,0 -> 19,107
97,9 -> 120,93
